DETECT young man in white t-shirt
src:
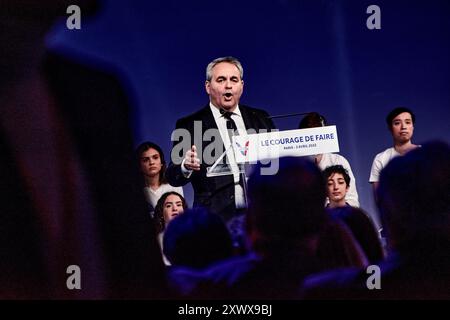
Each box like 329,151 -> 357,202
369,107 -> 419,195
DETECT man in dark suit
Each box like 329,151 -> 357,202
166,57 -> 275,223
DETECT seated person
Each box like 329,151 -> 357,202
323,165 -> 352,208
183,158 -> 331,299
164,208 -> 233,269
0,0 -> 166,298
136,141 -> 183,217
299,113 -> 359,207
323,165 -> 384,264
303,141 -> 450,299
154,191 -> 187,265
316,217 -> 368,271
328,206 -> 384,265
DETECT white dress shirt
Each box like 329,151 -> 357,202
181,103 -> 248,209
209,103 -> 248,209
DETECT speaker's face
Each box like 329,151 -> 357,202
205,62 -> 244,112
390,112 -> 414,143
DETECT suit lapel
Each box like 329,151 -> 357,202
200,106 -> 226,162
240,105 -> 256,131
200,105 -> 219,131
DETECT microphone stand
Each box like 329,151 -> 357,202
267,111 -> 314,120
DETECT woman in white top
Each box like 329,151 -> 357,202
154,191 -> 188,265
136,141 -> 183,217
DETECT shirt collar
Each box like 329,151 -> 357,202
209,102 -> 242,120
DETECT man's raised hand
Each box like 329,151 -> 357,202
183,145 -> 201,171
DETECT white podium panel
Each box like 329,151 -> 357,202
233,126 -> 340,163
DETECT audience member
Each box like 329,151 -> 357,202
154,191 -> 187,265
0,1 -> 166,298
136,141 -> 183,217
316,217 -> 369,271
303,141 -> 450,299
186,157 -> 329,299
299,113 -> 359,207
164,208 -> 233,269
328,206 -> 384,264
323,165 -> 352,208
323,165 -> 384,263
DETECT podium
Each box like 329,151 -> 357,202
206,125 -> 340,207
206,139 -> 249,211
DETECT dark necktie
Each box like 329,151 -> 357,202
221,110 -> 239,141
220,110 -> 246,196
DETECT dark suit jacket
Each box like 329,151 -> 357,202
166,105 -> 275,221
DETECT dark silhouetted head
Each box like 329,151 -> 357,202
327,206 -> 384,264
298,112 -> 327,129
247,157 -> 327,254
163,208 -> 233,269
377,140 -> 450,252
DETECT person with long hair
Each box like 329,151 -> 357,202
136,141 -> 183,216
154,191 -> 188,265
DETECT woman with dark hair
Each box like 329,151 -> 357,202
154,191 -> 188,265
136,141 -> 183,216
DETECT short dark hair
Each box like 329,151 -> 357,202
385,107 -> 415,129
323,165 -> 351,187
298,112 -> 327,129
135,141 -> 167,184
154,191 -> 187,234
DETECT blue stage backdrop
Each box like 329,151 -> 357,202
48,0 -> 450,227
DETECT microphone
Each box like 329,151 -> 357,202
266,111 -> 314,120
